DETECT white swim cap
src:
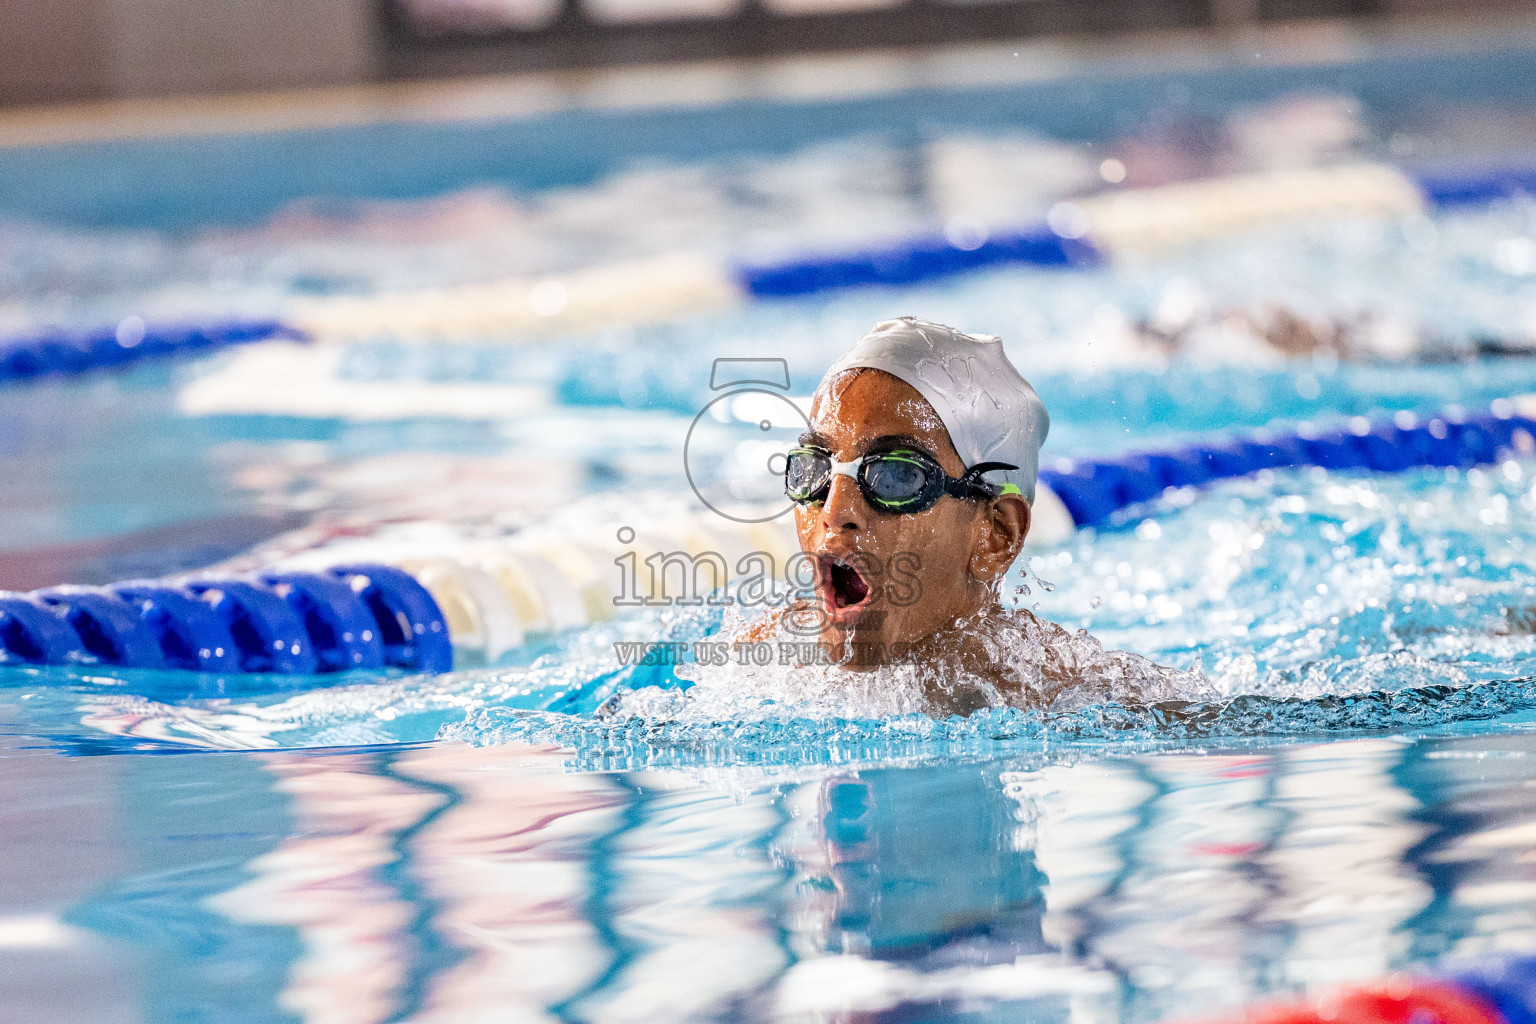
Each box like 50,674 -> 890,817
821,317 -> 1050,502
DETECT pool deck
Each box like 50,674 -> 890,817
2,10 -> 1535,151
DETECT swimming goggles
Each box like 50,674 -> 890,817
785,446 -> 1019,514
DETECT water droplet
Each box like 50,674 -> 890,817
1090,596 -> 1103,610
1016,583 -> 1031,596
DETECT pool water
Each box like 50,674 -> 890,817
9,25 -> 1536,1023
7,708 -> 1536,1022
9,315 -> 1536,1023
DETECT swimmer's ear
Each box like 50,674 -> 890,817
969,494 -> 1030,585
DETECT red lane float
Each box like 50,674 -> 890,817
1175,976 -> 1505,1024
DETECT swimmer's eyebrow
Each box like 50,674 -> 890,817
861,434 -> 935,457
795,432 -> 937,458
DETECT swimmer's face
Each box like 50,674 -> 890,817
792,369 -> 1030,664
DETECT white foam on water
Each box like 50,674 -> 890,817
603,600 -> 1213,724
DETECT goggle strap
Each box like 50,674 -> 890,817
948,461 -> 1020,499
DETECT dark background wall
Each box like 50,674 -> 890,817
0,0 -> 1519,108
0,0 -> 110,106
0,0 -> 376,107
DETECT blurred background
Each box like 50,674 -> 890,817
0,0 -> 1516,106
4,0 -> 1536,598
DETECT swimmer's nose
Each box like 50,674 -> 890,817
822,473 -> 865,533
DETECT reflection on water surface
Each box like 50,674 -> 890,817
2,724 -> 1533,1023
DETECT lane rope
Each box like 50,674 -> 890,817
5,395 -> 1536,675
1042,400 -> 1536,529
0,566 -> 450,676
1165,951 -> 1536,1023
0,318 -> 303,384
10,156 -> 1534,363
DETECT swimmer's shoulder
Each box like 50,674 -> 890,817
1003,605 -> 1075,643
994,605 -> 1086,697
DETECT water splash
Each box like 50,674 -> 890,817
438,675 -> 1536,771
11,414 -> 1536,761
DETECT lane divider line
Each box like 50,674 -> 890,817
1042,400 -> 1536,529
274,165 -> 1423,342
0,318 -> 303,385
5,390 -> 1535,679
1166,951 -> 1536,1023
10,156 -> 1535,371
0,566 -> 450,676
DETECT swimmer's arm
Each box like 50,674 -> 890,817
1026,608 -> 1207,701
730,605 -> 791,647
1026,610 -> 1101,695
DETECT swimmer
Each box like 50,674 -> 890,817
735,317 -> 1204,714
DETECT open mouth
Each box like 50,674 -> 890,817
818,555 -> 872,611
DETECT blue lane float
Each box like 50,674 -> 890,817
0,595 -> 89,665
1411,159 -> 1536,208
33,586 -> 168,670
257,570 -> 386,673
737,225 -> 1098,298
1041,403 -> 1536,529
4,401 -> 1535,677
3,161 -> 1534,365
740,160 -> 1536,299
109,581 -> 242,673
328,564 -> 454,675
0,318 -> 304,385
1155,950 -> 1536,1022
184,577 -> 319,675
1449,954 -> 1536,1024
0,566 -> 450,677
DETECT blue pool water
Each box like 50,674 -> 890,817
10,25 -> 1536,1023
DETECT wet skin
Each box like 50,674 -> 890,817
715,368 -> 1197,711
781,368 -> 1031,667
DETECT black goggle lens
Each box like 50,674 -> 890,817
860,455 -> 934,509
